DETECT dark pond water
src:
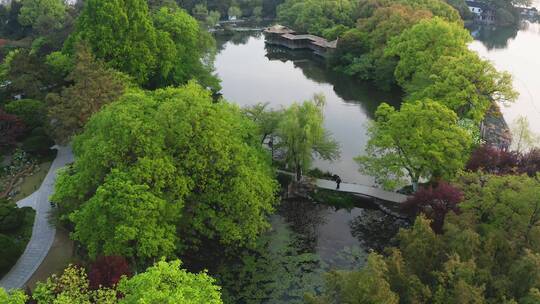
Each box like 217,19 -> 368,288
469,2 -> 540,133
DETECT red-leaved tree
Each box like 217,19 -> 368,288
402,182 -> 463,233
519,148 -> 540,177
466,145 -> 519,175
0,109 -> 25,150
88,256 -> 131,290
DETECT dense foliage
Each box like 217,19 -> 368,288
52,83 -> 278,264
356,99 -> 472,190
46,44 -> 127,143
0,109 -> 25,150
67,0 -> 219,90
0,199 -> 34,277
277,0 -> 359,37
26,260 -> 223,303
310,173 -> 540,303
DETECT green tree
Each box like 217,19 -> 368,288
306,254 -> 399,304
46,44 -> 127,144
69,0 -> 219,90
385,17 -> 471,87
69,0 -> 158,85
4,99 -> 46,129
228,5 -> 242,18
510,116 -> 538,153
0,288 -> 27,304
311,173 -> 540,303
242,102 -> 283,144
117,260 -> 223,304
192,3 -> 209,20
18,0 -> 67,32
52,83 -> 277,261
405,51 -> 517,122
333,4 -> 432,88
206,10 -> 221,27
277,0 -> 359,36
151,6 -> 220,90
70,170 -> 180,261
32,264 -> 117,304
356,100 -> 471,190
277,94 -> 339,181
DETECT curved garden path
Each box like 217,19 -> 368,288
0,146 -> 73,290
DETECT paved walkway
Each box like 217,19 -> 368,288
0,146 -> 73,290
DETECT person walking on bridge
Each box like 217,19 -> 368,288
333,175 -> 342,190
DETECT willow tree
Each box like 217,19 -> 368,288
356,99 -> 472,191
277,94 -> 340,181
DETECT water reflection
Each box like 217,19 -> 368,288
469,21 -> 540,133
468,24 -> 520,50
214,31 -> 401,184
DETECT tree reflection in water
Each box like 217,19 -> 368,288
350,209 -> 410,253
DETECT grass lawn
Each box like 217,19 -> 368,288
11,161 -> 53,203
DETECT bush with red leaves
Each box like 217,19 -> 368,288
402,182 -> 463,233
0,109 -> 25,150
88,256 -> 131,290
466,145 -> 519,175
519,148 -> 540,177
467,145 -> 540,177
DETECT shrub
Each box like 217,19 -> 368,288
4,99 -> 46,129
519,149 -> 540,177
0,109 -> 25,149
88,256 -> 131,289
0,234 -> 20,276
22,135 -> 54,156
0,199 -> 25,232
402,182 -> 463,233
466,145 -> 518,174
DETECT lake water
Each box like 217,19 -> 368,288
215,32 -> 401,185
469,2 -> 540,134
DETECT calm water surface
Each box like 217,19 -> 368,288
469,2 -> 540,133
215,32 -> 401,185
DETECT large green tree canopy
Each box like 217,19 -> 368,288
405,51 -> 517,122
385,17 -> 472,87
356,99 -> 472,190
53,83 -> 278,263
67,0 -> 219,90
118,260 -> 223,304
